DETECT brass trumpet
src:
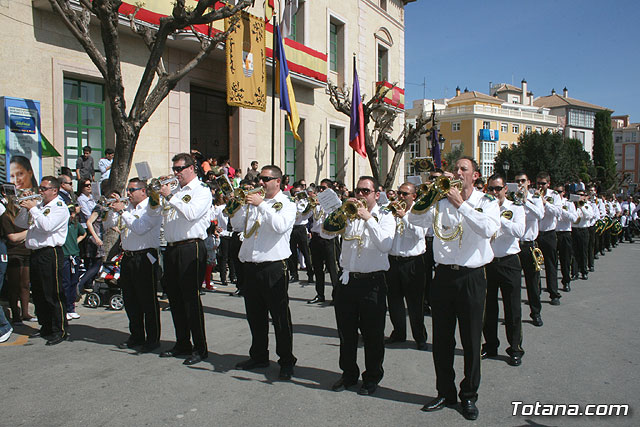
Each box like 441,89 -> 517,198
14,189 -> 43,206
385,200 -> 407,217
411,176 -> 463,214
322,199 -> 366,234
223,187 -> 266,217
98,196 -> 130,209
149,175 -> 179,192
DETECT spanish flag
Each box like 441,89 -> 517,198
274,24 -> 301,141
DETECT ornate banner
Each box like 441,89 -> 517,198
225,11 -> 266,111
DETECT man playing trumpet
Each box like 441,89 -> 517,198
385,182 -> 428,350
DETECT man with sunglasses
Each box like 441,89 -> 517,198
534,172 -> 563,306
331,176 -> 395,396
158,153 -> 212,366
109,178 -> 162,353
288,182 -> 314,284
230,165 -> 297,380
408,157 -> 500,421
571,190 -> 594,281
15,176 -> 70,345
308,179 -> 340,304
513,172 -> 544,327
554,185 -> 578,291
58,174 -> 76,205
385,182 -> 428,351
481,174 -> 525,367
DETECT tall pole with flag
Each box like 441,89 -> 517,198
431,102 -> 442,169
349,56 -> 366,187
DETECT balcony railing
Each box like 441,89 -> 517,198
437,104 -> 558,124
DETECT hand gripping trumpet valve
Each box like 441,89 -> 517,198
385,200 -> 407,217
98,196 -> 130,209
411,176 -> 463,214
148,175 -> 179,207
222,187 -> 266,217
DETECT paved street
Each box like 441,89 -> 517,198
2,242 -> 639,426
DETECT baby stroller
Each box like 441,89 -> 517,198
84,252 -> 124,310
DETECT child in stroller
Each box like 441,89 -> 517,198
84,252 -> 124,310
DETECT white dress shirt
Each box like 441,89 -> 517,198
588,201 -> 600,226
538,190 -> 562,231
15,196 -> 69,249
294,199 -> 313,226
556,198 -> 578,232
573,203 -> 594,228
231,190 -> 296,263
408,190 -> 500,268
389,210 -> 427,257
492,199 -> 525,257
521,193 -> 544,242
162,177 -> 213,242
339,204 -> 395,281
77,193 -> 96,226
116,197 -> 162,251
99,158 -> 113,182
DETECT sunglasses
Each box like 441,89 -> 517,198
258,175 -> 278,182
515,179 -> 527,183
39,186 -> 55,191
487,185 -> 504,192
172,165 -> 191,173
126,187 -> 143,193
536,182 -> 548,186
83,183 -> 92,187
397,191 -> 413,196
62,181 -> 72,185
354,187 -> 373,195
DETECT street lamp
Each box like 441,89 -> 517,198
503,160 -> 510,180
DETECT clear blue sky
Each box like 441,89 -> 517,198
404,0 -> 640,120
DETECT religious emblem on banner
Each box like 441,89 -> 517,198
225,11 -> 266,111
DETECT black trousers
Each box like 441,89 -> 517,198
243,260 -> 295,367
334,272 -> 387,384
309,233 -> 339,298
536,231 -> 560,299
164,240 -> 208,356
386,255 -> 427,343
556,231 -> 573,284
431,265 -> 486,402
422,237 -> 435,308
518,241 -> 542,317
587,226 -> 596,269
30,246 -> 66,337
217,236 -> 236,283
572,228 -> 589,275
230,232 -> 245,291
603,228 -> 612,250
287,225 -> 313,279
120,249 -> 160,345
483,255 -> 523,357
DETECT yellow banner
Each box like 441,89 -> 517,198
225,11 -> 267,111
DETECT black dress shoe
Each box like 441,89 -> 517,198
563,283 -> 571,292
118,340 -> 144,350
531,315 -> 543,327
159,348 -> 192,358
594,254 -> 599,259
30,330 -> 53,339
384,336 -> 406,345
508,354 -> 522,366
289,276 -> 299,283
183,352 -> 208,366
138,342 -> 160,353
550,298 -> 561,306
581,273 -> 588,280
589,267 -> 595,272
461,399 -> 479,420
570,274 -> 579,281
481,349 -> 497,359
416,342 -> 429,351
45,332 -> 68,346
421,396 -> 457,412
307,296 -> 325,304
331,377 -> 358,392
235,358 -> 270,370
357,382 -> 377,396
279,365 -> 294,380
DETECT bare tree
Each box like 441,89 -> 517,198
327,82 -> 432,189
48,0 -> 252,193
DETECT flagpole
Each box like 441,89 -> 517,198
352,55 -> 357,189
271,14 -> 277,165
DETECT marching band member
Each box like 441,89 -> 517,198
514,172 -> 544,327
308,179 -> 340,304
385,182 -> 428,350
159,153 -> 212,366
15,176 -> 70,345
230,166 -> 298,380
554,185 -> 577,292
534,172 -> 563,306
410,157 -> 500,421
587,186 -> 600,271
288,182 -> 314,283
482,174 -> 525,367
571,190 -> 594,281
109,178 -> 162,353
331,176 -> 395,396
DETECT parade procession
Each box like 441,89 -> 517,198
1,0 -> 638,425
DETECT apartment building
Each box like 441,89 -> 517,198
0,0 -> 414,188
613,115 -> 640,192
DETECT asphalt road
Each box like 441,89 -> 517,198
2,242 -> 639,426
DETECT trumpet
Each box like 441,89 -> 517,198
531,247 -> 544,272
411,176 -> 462,214
384,200 -> 407,217
223,187 -> 266,217
98,196 -> 129,209
14,191 -> 43,206
322,199 -> 366,235
149,175 -> 179,192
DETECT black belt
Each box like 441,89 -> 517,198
232,231 -> 242,237
389,254 -> 421,263
539,230 -> 555,235
437,264 -> 479,272
167,238 -> 201,247
33,245 -> 61,254
123,248 -> 156,257
556,230 -> 571,234
293,224 -> 307,229
492,253 -> 518,262
349,271 -> 385,280
244,259 -> 285,267
519,241 -> 535,247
